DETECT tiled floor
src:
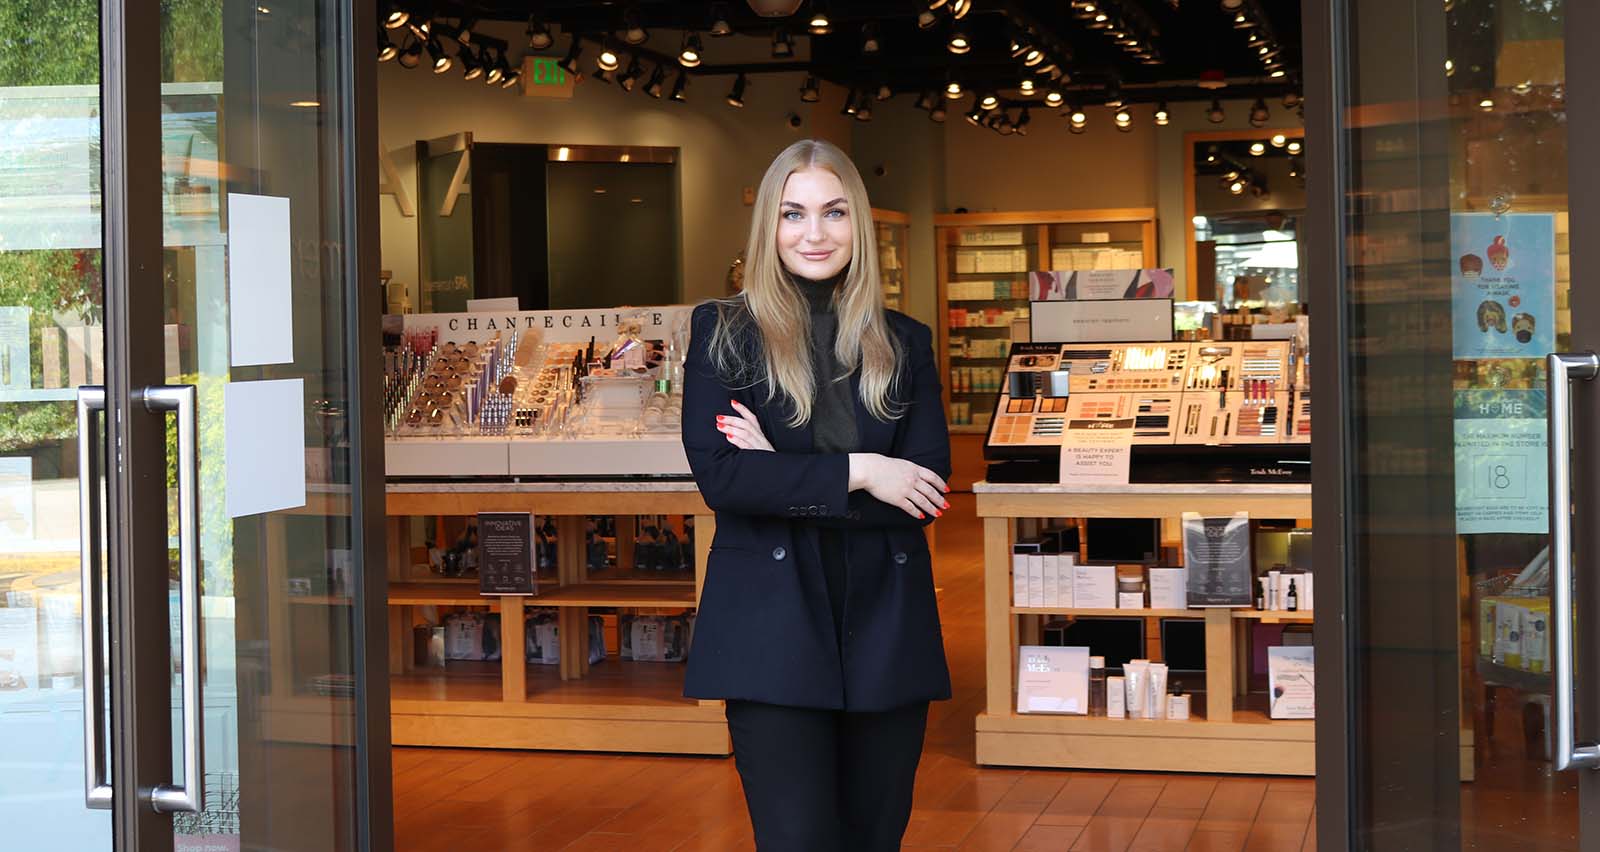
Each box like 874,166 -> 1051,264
392,494 -> 1317,851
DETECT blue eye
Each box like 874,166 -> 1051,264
783,211 -> 803,221
826,209 -> 847,219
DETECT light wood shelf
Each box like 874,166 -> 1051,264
975,481 -> 1315,776
528,582 -> 697,608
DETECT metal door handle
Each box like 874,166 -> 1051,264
76,386 -> 111,809
1547,353 -> 1600,771
138,385 -> 205,813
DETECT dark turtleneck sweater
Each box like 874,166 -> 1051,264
794,272 -> 856,648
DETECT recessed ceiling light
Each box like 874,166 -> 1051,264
290,100 -> 320,108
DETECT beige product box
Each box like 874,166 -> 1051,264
1016,645 -> 1090,715
1106,675 -> 1126,719
1073,564 -> 1117,609
1518,600 -> 1550,674
1028,555 -> 1046,608
1012,553 -> 1029,608
1149,567 -> 1188,610
1167,694 -> 1191,721
1042,555 -> 1060,608
1494,600 -> 1524,668
1053,554 -> 1076,608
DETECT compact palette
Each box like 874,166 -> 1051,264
985,340 -> 1309,451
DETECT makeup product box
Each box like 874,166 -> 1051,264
1012,545 -> 1036,608
1519,600 -> 1550,673
1149,567 -> 1188,609
1016,645 -> 1090,715
1073,564 -> 1117,609
1053,554 -> 1076,607
1494,600 -> 1524,668
1042,555 -> 1060,608
1028,555 -> 1046,608
1167,694 -> 1191,721
1106,675 -> 1127,718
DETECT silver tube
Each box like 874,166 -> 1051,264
1548,352 -> 1600,772
140,385 -> 205,813
76,386 -> 112,809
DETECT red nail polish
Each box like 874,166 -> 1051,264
918,512 -> 925,519
935,510 -> 943,518
717,415 -> 725,421
943,502 -> 950,510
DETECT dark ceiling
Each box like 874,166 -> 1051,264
385,1 -> 1302,107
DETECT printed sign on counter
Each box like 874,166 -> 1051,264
1058,418 -> 1133,486
1031,268 -> 1175,301
1183,512 -> 1253,607
1268,646 -> 1315,719
1451,212 -> 1555,360
1453,388 -> 1548,535
478,512 -> 536,595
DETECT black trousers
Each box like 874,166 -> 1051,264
725,699 -> 930,852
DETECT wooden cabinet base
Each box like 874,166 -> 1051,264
393,701 -> 731,755
975,712 -> 1314,776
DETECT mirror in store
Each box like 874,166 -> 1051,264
1185,130 -> 1306,311
393,139 -> 681,314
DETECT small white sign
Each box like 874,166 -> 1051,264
225,379 -> 307,517
1031,298 -> 1174,343
1268,646 -> 1316,719
227,193 -> 294,367
1059,418 -> 1133,486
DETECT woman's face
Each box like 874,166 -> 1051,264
776,167 -> 853,281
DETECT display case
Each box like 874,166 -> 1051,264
873,208 -> 910,312
936,210 -> 1158,434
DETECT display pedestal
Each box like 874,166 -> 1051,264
974,481 -> 1315,776
263,481 -> 729,756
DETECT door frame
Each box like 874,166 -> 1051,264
96,0 -> 391,847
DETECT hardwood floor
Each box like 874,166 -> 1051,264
391,494 -> 1317,851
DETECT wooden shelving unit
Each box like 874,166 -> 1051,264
262,481 -> 730,756
934,209 -> 1158,489
974,481 -> 1315,776
874,208 -> 910,312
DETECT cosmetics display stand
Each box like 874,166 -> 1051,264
974,481 -> 1315,776
261,481 -> 730,756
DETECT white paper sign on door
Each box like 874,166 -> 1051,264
225,378 -> 306,517
227,193 -> 294,367
1058,418 -> 1134,486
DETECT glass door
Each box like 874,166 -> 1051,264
1317,0 -> 1600,848
0,0 -> 387,850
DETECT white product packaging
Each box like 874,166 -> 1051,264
1028,555 -> 1046,608
1016,645 -> 1090,714
1124,660 -> 1151,720
1118,591 -> 1145,610
1072,564 -> 1118,609
1056,554 -> 1076,607
1042,556 -> 1060,608
1494,602 -> 1524,667
1149,567 -> 1188,610
1268,570 -> 1283,611
1148,662 -> 1169,719
1106,675 -> 1127,718
1013,552 -> 1029,608
1167,694 -> 1191,720
1300,574 -> 1314,611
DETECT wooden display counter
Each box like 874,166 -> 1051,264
974,481 -> 1315,776
263,480 -> 729,756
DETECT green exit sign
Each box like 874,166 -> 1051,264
521,56 -> 575,98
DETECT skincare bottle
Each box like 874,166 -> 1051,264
1089,656 -> 1107,717
1124,660 -> 1150,720
1286,579 -> 1299,612
1255,579 -> 1266,611
1107,675 -> 1126,719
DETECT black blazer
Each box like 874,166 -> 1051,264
680,300 -> 953,712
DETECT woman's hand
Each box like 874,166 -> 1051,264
848,453 -> 950,520
717,400 -> 774,452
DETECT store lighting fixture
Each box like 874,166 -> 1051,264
459,46 -> 483,79
800,75 -> 821,102
947,28 -> 971,54
1287,140 -> 1303,155
1015,108 -> 1031,136
1232,11 -> 1253,28
1044,90 -> 1064,107
623,6 -> 650,44
876,82 -> 893,101
557,38 -> 583,75
964,105 -> 984,125
995,112 -> 1015,135
679,32 -> 703,67
526,15 -> 554,50
598,42 -> 620,72
1068,105 -> 1088,133
618,56 -> 644,91
1270,133 -> 1287,148
426,37 -> 452,73
1114,108 -> 1132,131
1268,68 -> 1287,79
1229,179 -> 1246,195
842,89 -> 859,116
726,74 -> 748,107
379,30 -> 399,62
979,92 -> 999,110
855,97 -> 873,121
670,70 -> 689,102
917,8 -> 939,29
771,28 -> 794,57
861,23 -> 881,54
951,0 -> 972,19
593,66 -> 614,85
1478,96 -> 1494,111
643,64 -> 666,98
484,49 -> 504,84
290,100 -> 320,108
809,4 -> 831,34
1250,141 -> 1266,156
385,3 -> 409,29
1222,168 -> 1241,182
1445,58 -> 1455,76
1288,160 -> 1301,178
709,2 -> 734,37
1019,79 -> 1035,95
945,79 -> 964,99
1283,91 -> 1302,108
1249,98 -> 1269,126
1104,81 -> 1124,109
557,146 -> 570,161
1204,146 -> 1219,164
501,67 -> 521,89
929,104 -> 947,122
1207,99 -> 1225,123
915,90 -> 935,111
1154,102 -> 1170,125
1220,0 -> 1244,9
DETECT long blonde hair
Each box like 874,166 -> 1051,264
709,139 -> 902,426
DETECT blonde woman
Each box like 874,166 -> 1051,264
681,139 -> 952,850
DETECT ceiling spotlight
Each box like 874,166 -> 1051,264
1268,68 -> 1287,79
945,79 -> 965,99
679,32 -> 703,67
979,92 -> 999,110
726,73 -> 748,107
1445,58 -> 1455,77
809,5 -> 831,34
862,23 -> 881,54
598,43 -> 620,72
1023,47 -> 1045,67
1232,11 -> 1253,28
1250,141 -> 1266,155
1068,105 -> 1088,133
501,67 -> 521,89
1013,79 -> 1032,97
855,97 -> 873,121
1044,90 -> 1063,107
1154,102 -> 1170,125
643,64 -> 666,98
1287,140 -> 1303,155
1478,96 -> 1494,111
1221,0 -> 1244,9
917,8 -> 938,29
709,2 -> 734,37
1229,179 -> 1247,195
397,38 -> 423,68
1114,108 -> 1132,131
1288,159 -> 1301,178
618,56 -> 644,91
426,37 -> 452,73
876,82 -> 893,100
995,112 -> 1015,135
484,49 -> 504,84
1222,168 -> 1242,182
379,30 -> 399,62
670,70 -> 689,102
952,0 -> 972,19
1283,91 -> 1302,108
842,88 -> 859,116
771,28 -> 794,57
459,46 -> 483,79
526,15 -> 553,49
1204,146 -> 1219,164
915,90 -> 936,110
1104,81 -> 1124,109
965,105 -> 984,125
800,75 -> 821,102
1207,99 -> 1225,123
948,28 -> 971,54
1015,108 -> 1031,136
929,104 -> 948,122
1249,97 -> 1269,126
557,37 -> 583,75
623,6 -> 650,44
1270,133 -> 1288,148
385,3 -> 410,29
